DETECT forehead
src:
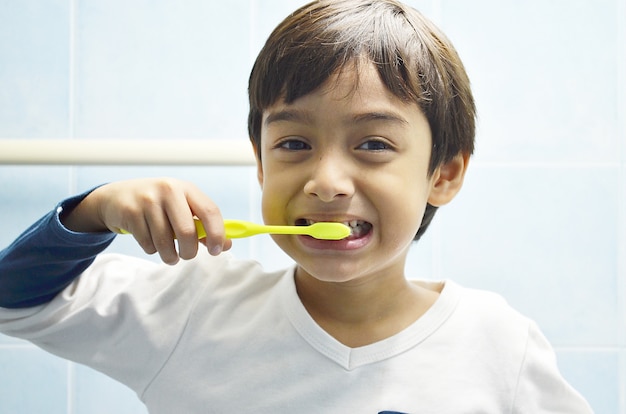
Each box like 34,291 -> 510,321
262,60 -> 427,129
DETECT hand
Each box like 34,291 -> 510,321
62,178 -> 232,264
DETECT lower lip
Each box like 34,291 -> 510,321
297,230 -> 372,251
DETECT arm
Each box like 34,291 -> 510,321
0,178 -> 230,308
0,190 -> 116,308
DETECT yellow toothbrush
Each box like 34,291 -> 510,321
120,219 -> 351,240
222,219 -> 350,240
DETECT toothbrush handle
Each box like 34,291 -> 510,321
223,220 -> 296,238
194,219 -> 207,239
180,219 -> 289,239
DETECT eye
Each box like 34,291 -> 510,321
277,139 -> 311,151
357,139 -> 393,151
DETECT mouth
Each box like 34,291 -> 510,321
295,218 -> 373,239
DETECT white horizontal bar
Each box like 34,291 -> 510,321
0,139 -> 257,166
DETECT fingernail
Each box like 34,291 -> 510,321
209,245 -> 222,256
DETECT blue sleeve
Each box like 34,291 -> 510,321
0,190 -> 116,309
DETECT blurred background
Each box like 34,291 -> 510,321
0,0 -> 624,412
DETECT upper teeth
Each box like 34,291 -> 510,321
305,219 -> 363,228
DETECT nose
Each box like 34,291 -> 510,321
303,152 -> 355,202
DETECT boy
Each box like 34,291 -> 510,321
0,0 -> 593,412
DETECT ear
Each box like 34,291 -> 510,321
252,142 -> 264,187
428,153 -> 470,207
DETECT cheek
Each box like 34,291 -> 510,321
261,188 -> 280,223
378,176 -> 430,235
259,174 -> 293,223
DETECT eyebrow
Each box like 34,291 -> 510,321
264,109 -> 409,127
264,109 -> 314,127
351,111 -> 409,126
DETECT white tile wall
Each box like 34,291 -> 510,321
1,0 -> 623,412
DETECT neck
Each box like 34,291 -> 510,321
294,267 -> 438,347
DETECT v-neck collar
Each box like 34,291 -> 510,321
279,267 -> 462,370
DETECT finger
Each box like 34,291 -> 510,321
163,194 -> 199,261
144,208 -> 180,265
199,237 -> 232,252
187,196 -> 226,256
222,238 -> 233,252
121,214 -> 158,256
173,218 -> 200,260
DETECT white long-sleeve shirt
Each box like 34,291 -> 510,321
1,255 -> 594,413
0,203 -> 593,413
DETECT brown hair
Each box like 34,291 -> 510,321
248,0 -> 476,240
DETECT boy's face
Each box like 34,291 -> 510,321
255,61 -> 442,285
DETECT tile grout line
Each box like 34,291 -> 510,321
616,0 -> 626,412
68,0 -> 78,196
68,0 -> 75,141
67,2 -> 78,413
